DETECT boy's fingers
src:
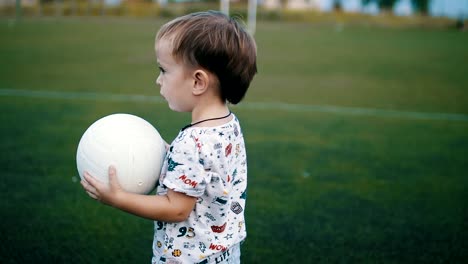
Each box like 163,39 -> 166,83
108,166 -> 121,189
86,190 -> 98,200
84,171 -> 101,187
80,179 -> 87,189
109,166 -> 116,178
81,179 -> 97,194
108,166 -> 117,183
81,178 -> 98,199
83,172 -> 93,183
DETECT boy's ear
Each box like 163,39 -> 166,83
192,69 -> 210,96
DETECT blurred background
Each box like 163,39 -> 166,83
1,0 -> 467,263
1,0 -> 468,24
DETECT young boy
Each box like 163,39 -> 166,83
81,11 -> 257,263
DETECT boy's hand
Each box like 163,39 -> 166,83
81,166 -> 124,206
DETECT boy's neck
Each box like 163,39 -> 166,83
191,100 -> 230,126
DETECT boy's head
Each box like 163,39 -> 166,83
155,11 -> 257,105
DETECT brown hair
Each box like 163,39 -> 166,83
156,11 -> 257,104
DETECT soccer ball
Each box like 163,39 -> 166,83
76,113 -> 166,194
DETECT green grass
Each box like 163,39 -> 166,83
1,17 -> 467,263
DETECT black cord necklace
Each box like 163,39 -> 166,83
181,111 -> 232,131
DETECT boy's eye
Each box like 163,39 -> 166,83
158,66 -> 166,74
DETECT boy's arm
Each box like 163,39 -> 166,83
81,166 -> 197,223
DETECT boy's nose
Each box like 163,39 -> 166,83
156,75 -> 162,86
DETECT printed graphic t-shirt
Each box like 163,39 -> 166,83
152,115 -> 247,264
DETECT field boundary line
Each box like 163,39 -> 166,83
241,101 -> 468,122
0,88 -> 166,103
2,88 -> 468,122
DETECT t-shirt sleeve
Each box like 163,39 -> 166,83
161,132 -> 207,197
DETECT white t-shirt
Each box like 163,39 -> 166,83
152,115 -> 247,264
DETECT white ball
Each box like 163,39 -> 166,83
76,113 -> 166,194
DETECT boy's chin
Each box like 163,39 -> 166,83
168,104 -> 184,113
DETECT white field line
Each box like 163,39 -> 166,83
0,88 -> 166,103
1,88 -> 468,122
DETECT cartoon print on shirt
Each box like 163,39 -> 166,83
194,137 -> 203,151
172,249 -> 182,257
232,172 -> 243,186
233,124 -> 239,137
191,130 -> 204,150
199,242 -> 207,253
213,197 -> 228,206
156,221 -> 165,230
183,242 -> 196,250
174,129 -> 188,142
240,190 -> 247,199
178,175 -> 198,188
165,236 -> 175,250
209,243 -> 227,251
235,144 -> 241,158
167,158 -> 182,172
153,117 -> 247,263
225,143 -> 232,157
230,201 -> 243,214
211,222 -> 227,233
231,169 -> 237,182
177,226 -> 195,238
238,221 -> 244,233
204,212 -> 216,222
213,143 -> 222,150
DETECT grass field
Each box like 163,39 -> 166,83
1,16 -> 468,263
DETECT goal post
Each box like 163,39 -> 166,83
220,0 -> 229,15
247,0 -> 257,35
220,0 -> 257,35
